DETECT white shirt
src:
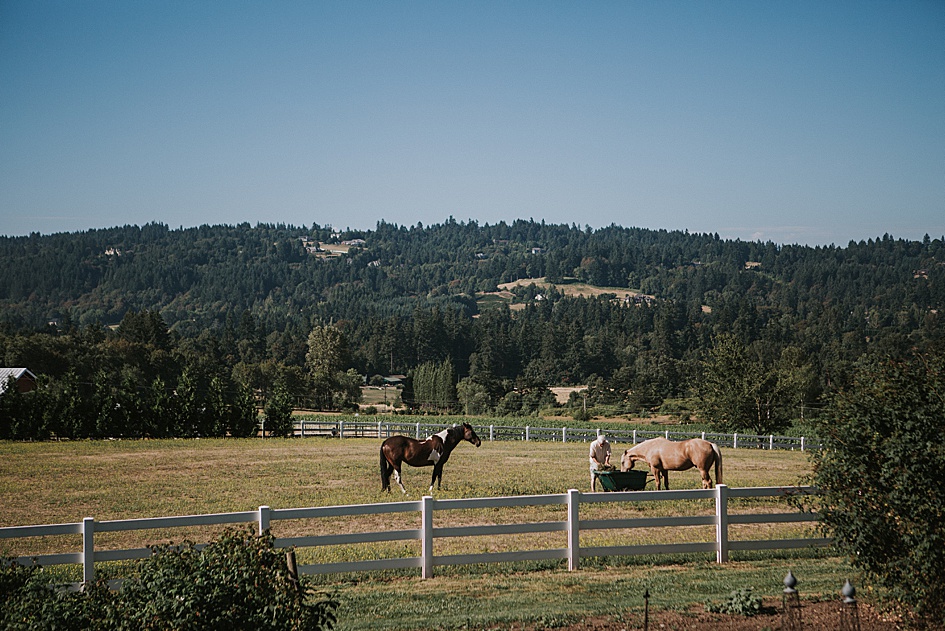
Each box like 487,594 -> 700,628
589,438 -> 611,468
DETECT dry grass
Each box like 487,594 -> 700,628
496,277 -> 647,300
0,438 -> 815,567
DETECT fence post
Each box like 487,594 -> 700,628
82,517 -> 95,585
632,429 -> 637,444
258,505 -> 271,534
415,422 -> 421,439
421,495 -> 434,579
525,426 -> 530,441
490,425 -> 495,441
733,433 -> 738,449
562,427 -> 567,443
665,430 -> 669,439
715,484 -> 729,563
800,436 -> 805,452
567,489 -> 580,571
769,435 -> 774,450
702,431 -> 706,440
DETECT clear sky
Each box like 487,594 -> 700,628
1,1 -> 942,246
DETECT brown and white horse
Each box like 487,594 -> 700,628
621,437 -> 722,490
380,423 -> 481,494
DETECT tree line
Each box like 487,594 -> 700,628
1,220 -> 943,438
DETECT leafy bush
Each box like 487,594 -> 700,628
808,350 -> 945,624
570,407 -> 592,422
1,529 -> 337,631
704,587 -> 762,616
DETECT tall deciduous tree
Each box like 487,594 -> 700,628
699,334 -> 811,434
305,324 -> 357,410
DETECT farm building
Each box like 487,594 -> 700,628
0,368 -> 38,394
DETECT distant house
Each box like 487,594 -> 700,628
0,368 -> 37,394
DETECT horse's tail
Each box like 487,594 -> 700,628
379,446 -> 391,492
712,442 -> 723,486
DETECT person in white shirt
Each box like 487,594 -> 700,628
588,434 -> 612,491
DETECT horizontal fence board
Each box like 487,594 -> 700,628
275,529 -> 420,548
435,522 -> 567,539
435,494 -> 567,511
96,511 -> 258,532
95,548 -> 153,562
581,515 -> 715,530
15,552 -> 82,566
728,486 -> 819,499
434,548 -> 569,567
728,538 -> 832,552
272,501 -> 422,520
582,542 -> 717,558
299,557 -> 423,575
0,523 -> 82,538
729,513 -> 820,525
582,489 -> 712,503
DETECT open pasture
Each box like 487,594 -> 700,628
1,438 -> 862,630
2,437 -> 813,559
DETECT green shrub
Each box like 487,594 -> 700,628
570,407 -> 592,422
1,529 -> 337,631
704,587 -> 762,616
808,351 -> 945,624
0,562 -> 113,631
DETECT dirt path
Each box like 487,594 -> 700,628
523,600 -> 927,630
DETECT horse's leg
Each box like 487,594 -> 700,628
381,461 -> 392,493
393,465 -> 408,495
650,464 -> 663,490
430,463 -> 442,493
656,469 -> 669,491
700,465 -> 712,489
380,448 -> 392,493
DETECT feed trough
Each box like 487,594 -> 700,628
593,469 -> 649,491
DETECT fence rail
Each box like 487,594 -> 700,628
1,485 -> 829,586
288,419 -> 821,451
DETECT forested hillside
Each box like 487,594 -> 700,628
1,219 -> 943,438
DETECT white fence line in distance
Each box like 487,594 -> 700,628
290,419 -> 820,451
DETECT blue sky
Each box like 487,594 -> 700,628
1,1 -> 942,246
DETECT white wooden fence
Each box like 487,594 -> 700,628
289,419 -> 821,451
1,485 -> 828,587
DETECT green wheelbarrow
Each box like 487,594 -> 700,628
593,469 -> 649,491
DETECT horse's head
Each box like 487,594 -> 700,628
621,448 -> 643,472
462,422 -> 482,447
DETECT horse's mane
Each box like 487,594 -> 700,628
441,424 -> 470,447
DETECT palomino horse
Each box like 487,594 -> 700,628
621,437 -> 722,490
380,423 -> 481,494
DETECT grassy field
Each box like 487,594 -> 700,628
1,437 -> 861,630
